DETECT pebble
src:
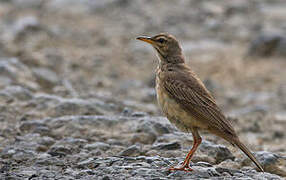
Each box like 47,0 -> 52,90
199,141 -> 235,163
152,141 -> 181,150
84,142 -> 110,151
118,145 -> 141,156
247,33 -> 286,57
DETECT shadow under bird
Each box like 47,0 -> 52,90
136,33 -> 264,172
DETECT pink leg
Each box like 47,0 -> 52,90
169,128 -> 202,172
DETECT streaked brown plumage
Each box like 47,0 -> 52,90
136,33 -> 264,172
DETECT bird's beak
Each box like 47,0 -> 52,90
136,36 -> 155,45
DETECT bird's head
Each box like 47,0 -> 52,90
136,33 -> 184,64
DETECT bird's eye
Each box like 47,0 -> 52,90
157,38 -> 166,44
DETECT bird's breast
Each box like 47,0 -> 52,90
155,73 -> 199,132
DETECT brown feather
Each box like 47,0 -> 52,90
233,138 -> 264,172
160,63 -> 236,137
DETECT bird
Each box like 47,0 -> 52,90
136,33 -> 264,172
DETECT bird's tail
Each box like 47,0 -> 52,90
233,138 -> 264,172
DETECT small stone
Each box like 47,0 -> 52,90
32,126 -> 51,136
38,136 -> 56,147
0,91 -> 13,104
51,99 -> 106,117
12,151 -> 36,162
77,158 -> 96,168
153,122 -> 171,135
274,112 -> 286,123
242,151 -> 286,176
12,16 -> 41,36
48,145 -> 72,157
193,161 -> 213,167
19,120 -> 47,133
199,141 -> 235,163
118,145 -> 141,157
102,176 -> 111,180
19,170 -> 37,179
217,159 -> 240,170
131,132 -> 157,144
35,157 -> 65,166
84,142 -> 110,151
106,139 -> 123,146
0,58 -> 37,90
1,148 -> 16,158
247,33 -> 286,57
121,107 -> 133,116
62,137 -> 88,146
1,86 -> 33,101
152,141 -> 181,150
0,76 -> 12,88
215,167 -> 241,176
36,145 -> 49,152
37,153 -> 52,159
32,67 -> 59,88
131,111 -> 147,117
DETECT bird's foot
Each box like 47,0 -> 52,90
168,164 -> 193,172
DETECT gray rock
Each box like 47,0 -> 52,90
38,137 -> 55,146
215,167 -> 242,176
152,141 -> 181,150
50,98 -> 108,117
131,132 -> 157,144
0,58 -> 37,89
199,141 -> 235,164
32,67 -> 59,88
48,145 -> 73,157
77,158 -> 96,168
0,76 -> 12,88
102,176 -> 111,180
152,122 -> 171,135
84,142 -> 110,151
135,117 -> 174,138
17,170 -> 37,179
121,107 -> 133,116
242,151 -> 286,176
11,16 -> 41,37
1,147 -> 17,158
12,150 -> 36,162
62,137 -> 88,146
1,86 -> 33,101
247,34 -> 286,57
19,120 -> 47,133
131,111 -> 148,117
0,90 -> 14,104
274,112 -> 286,123
118,145 -> 141,156
35,156 -> 65,166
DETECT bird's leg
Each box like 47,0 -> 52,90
169,128 -> 202,172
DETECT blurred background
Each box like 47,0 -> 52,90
0,0 -> 285,179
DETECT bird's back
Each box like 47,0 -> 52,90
156,63 -> 237,141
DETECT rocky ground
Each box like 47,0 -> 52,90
0,0 -> 285,179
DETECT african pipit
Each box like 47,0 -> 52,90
136,33 -> 264,172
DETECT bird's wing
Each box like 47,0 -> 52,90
162,69 -> 236,136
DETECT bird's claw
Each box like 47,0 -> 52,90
169,165 -> 193,172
